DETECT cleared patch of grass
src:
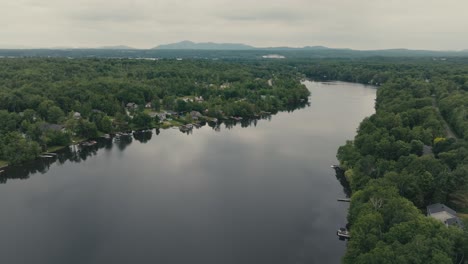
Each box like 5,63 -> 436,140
143,109 -> 156,115
71,137 -> 87,144
167,120 -> 184,126
46,145 -> 67,152
0,160 -> 8,168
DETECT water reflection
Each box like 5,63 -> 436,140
1,141 -> 107,183
0,111 -> 307,184
334,167 -> 352,198
133,130 -> 153,143
0,82 -> 376,264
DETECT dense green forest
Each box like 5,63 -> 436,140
1,57 -> 468,263
0,58 -> 309,165
301,59 -> 468,263
2,48 -> 468,59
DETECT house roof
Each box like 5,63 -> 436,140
445,217 -> 463,227
190,111 -> 202,117
39,123 -> 64,132
427,203 -> 457,216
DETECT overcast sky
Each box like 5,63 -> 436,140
1,0 -> 467,50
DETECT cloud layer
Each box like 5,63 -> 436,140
1,0 -> 467,50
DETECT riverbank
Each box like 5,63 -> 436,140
0,81 -> 374,264
0,114 -> 271,170
333,75 -> 468,262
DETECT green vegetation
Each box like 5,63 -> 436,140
46,145 -> 67,153
0,58 -> 309,165
1,56 -> 468,262
306,60 -> 468,263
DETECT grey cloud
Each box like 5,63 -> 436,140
0,0 -> 467,50
221,10 -> 307,22
68,9 -> 150,23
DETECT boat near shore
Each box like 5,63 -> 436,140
337,228 -> 351,239
81,140 -> 97,147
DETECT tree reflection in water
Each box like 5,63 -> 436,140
0,103 -> 310,184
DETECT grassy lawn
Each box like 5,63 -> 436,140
143,109 -> 156,115
0,160 -> 8,168
160,119 -> 183,129
71,137 -> 87,144
46,145 -> 67,152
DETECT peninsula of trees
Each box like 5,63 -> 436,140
0,58 -> 309,165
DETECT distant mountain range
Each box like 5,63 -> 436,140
1,41 -> 467,53
152,40 -> 337,50
153,41 -> 255,50
151,42 -> 468,54
1,41 -> 468,59
97,45 -> 135,50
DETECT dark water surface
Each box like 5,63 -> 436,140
0,81 -> 376,264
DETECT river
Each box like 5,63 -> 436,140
0,81 -> 376,264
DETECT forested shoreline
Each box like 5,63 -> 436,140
302,60 -> 468,263
1,57 -> 468,262
0,58 -> 309,166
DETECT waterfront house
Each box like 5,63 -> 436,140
126,103 -> 138,110
190,111 -> 202,120
427,203 -> 463,227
